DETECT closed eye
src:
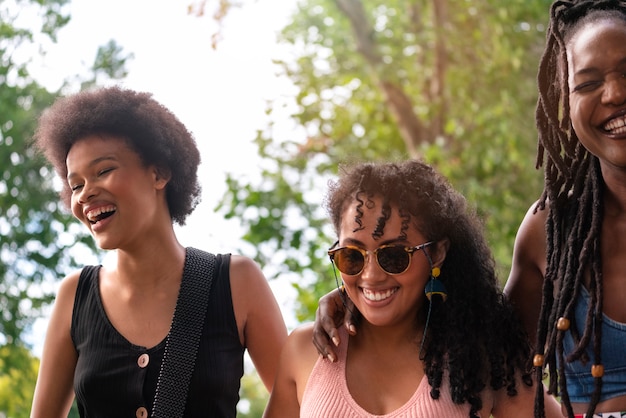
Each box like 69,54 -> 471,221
98,167 -> 115,176
572,80 -> 602,93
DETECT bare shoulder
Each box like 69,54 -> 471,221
281,323 -> 319,382
504,201 -> 549,343
56,269 -> 82,308
287,323 -> 317,352
264,323 -> 318,418
228,254 -> 276,303
47,269 -> 83,340
275,323 -> 319,375
513,203 -> 547,263
228,254 -> 267,284
505,201 -> 548,293
228,254 -> 275,306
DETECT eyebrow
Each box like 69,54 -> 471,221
574,57 -> 626,77
67,155 -> 117,181
341,237 -> 365,247
341,237 -> 408,247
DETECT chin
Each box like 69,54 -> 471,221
95,239 -> 117,251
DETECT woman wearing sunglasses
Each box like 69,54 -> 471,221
263,160 -> 561,418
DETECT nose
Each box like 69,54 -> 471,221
602,73 -> 626,106
76,182 -> 97,204
359,252 -> 386,281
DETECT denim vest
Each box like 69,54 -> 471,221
562,287 -> 626,403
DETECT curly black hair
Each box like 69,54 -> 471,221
534,1 -> 626,417
324,160 -> 533,418
33,86 -> 201,225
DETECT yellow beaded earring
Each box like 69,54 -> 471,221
425,265 -> 447,302
419,246 -> 447,359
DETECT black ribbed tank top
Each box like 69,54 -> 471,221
71,252 -> 244,417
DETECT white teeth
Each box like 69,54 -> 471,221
604,116 -> 626,133
362,288 -> 397,301
86,205 -> 116,222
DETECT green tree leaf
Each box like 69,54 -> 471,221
219,0 -> 550,325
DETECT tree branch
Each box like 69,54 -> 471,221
334,0 -> 429,155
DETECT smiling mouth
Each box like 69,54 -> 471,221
87,206 -> 116,224
362,287 -> 398,301
603,115 -> 626,134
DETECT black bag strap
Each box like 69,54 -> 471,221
151,247 -> 216,418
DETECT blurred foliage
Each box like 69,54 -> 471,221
217,0 -> 552,325
1,0 -> 73,350
238,364 -> 269,418
0,344 -> 39,417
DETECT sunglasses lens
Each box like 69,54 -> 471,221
333,248 -> 365,275
377,246 -> 411,274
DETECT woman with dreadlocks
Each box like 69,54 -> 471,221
264,160 -> 561,418
504,1 -> 626,417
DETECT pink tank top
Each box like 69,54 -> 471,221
300,326 -> 475,417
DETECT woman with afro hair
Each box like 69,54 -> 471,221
29,86 -> 287,418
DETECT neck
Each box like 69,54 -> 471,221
356,315 -> 424,349
600,164 -> 626,217
112,236 -> 186,290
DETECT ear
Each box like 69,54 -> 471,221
152,166 -> 171,190
432,238 -> 450,268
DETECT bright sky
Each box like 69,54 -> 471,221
23,0 -> 302,355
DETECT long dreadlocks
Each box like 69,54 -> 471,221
534,1 -> 626,417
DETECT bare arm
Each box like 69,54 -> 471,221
30,271 -> 80,418
230,255 -> 288,391
503,203 -> 548,346
311,287 -> 357,362
263,324 -> 318,418
499,204 -> 562,417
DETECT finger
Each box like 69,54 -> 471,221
312,288 -> 348,361
343,295 -> 358,335
312,317 -> 338,362
346,322 -> 357,336
314,301 -> 340,345
315,290 -> 344,342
